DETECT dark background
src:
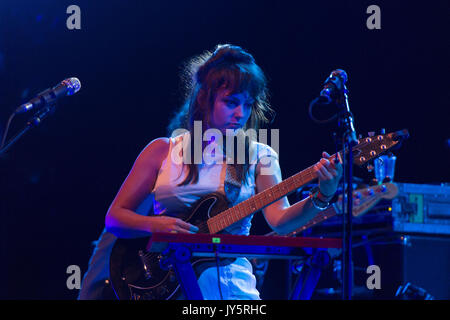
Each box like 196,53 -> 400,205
0,0 -> 449,299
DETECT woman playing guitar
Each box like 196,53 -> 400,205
79,44 -> 342,300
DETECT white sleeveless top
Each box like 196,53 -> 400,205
150,133 -> 278,300
151,133 -> 278,235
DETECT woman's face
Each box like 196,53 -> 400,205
209,88 -> 254,134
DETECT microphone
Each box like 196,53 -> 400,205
316,69 -> 348,105
308,69 -> 350,124
15,77 -> 81,114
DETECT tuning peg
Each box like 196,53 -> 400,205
368,131 -> 375,137
366,164 -> 374,172
353,191 -> 362,199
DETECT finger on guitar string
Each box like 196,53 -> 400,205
172,226 -> 197,234
322,151 -> 343,178
322,151 -> 343,167
320,155 -> 335,170
315,162 -> 334,180
147,215 -> 197,234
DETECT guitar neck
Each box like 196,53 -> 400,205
287,205 -> 338,236
207,163 -> 319,234
264,205 -> 338,237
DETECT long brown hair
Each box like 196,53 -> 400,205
167,44 -> 275,186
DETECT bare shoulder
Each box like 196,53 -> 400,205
135,137 -> 170,167
144,137 -> 170,154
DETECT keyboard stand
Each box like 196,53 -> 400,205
159,243 -> 204,300
290,248 -> 331,300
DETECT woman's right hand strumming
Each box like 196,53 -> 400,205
147,216 -> 199,234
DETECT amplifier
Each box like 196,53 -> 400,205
369,235 -> 450,299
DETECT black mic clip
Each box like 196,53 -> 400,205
319,69 -> 348,105
308,69 -> 350,125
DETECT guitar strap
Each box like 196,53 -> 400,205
224,133 -> 249,205
224,164 -> 242,205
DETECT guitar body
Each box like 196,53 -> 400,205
109,192 -> 232,300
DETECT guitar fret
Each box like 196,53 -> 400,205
232,208 -> 238,223
210,219 -> 216,233
257,195 -> 263,208
240,204 -> 248,217
262,194 -> 269,207
287,178 -> 293,190
226,208 -> 233,226
274,184 -> 280,197
225,212 -> 231,226
228,209 -> 234,226
235,206 -> 243,221
241,205 -> 247,217
208,220 -> 216,234
250,198 -> 257,211
208,219 -> 214,232
233,206 -> 241,223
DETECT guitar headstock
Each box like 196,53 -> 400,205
351,182 -> 399,217
335,182 -> 399,217
352,129 -> 409,167
376,182 -> 399,200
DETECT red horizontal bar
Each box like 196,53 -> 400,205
147,232 -> 342,250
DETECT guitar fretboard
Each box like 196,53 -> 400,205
207,164 -> 319,234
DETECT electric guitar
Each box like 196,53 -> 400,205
109,129 -> 408,300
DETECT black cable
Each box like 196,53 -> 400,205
215,249 -> 223,300
0,113 -> 16,149
308,98 -> 339,124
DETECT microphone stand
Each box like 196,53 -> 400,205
337,87 -> 358,300
309,70 -> 358,300
0,104 -> 57,156
0,103 -> 56,298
